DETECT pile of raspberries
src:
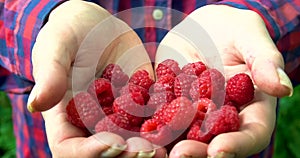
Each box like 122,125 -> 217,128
66,59 -> 254,146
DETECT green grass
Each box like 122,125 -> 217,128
274,85 -> 300,158
0,91 -> 16,158
0,86 -> 300,158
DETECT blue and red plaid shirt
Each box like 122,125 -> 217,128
1,0 -> 299,157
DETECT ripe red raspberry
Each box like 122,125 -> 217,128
153,74 -> 175,93
226,73 -> 254,107
94,113 -> 133,139
160,97 -> 195,130
102,106 -> 114,115
174,73 -> 197,98
129,70 -> 154,90
120,83 -> 150,104
113,93 -> 145,126
101,64 -> 129,87
152,103 -> 167,121
156,59 -> 181,79
190,69 -> 225,101
87,78 -> 114,107
224,93 -> 237,107
205,105 -> 240,135
182,61 -> 207,76
66,92 -> 104,129
192,98 -> 217,120
145,91 -> 176,116
147,91 -> 176,109
140,119 -> 172,145
187,120 -> 214,143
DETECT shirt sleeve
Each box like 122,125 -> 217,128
217,0 -> 300,42
0,0 -> 65,82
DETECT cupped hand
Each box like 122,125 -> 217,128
27,1 -> 165,157
156,5 -> 293,158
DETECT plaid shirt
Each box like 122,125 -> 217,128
0,0 -> 299,157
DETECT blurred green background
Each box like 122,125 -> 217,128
274,85 -> 300,158
0,91 -> 16,158
0,86 -> 300,158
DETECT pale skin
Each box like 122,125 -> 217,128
27,1 -> 293,158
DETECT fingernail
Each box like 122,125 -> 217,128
100,144 -> 127,158
27,96 -> 37,113
27,104 -> 36,113
27,87 -> 38,113
180,155 -> 192,158
137,150 -> 156,158
277,68 -> 293,97
208,152 -> 235,158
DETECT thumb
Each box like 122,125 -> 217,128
27,1 -> 110,112
27,22 -> 73,112
27,61 -> 69,112
249,53 -> 293,97
235,18 -> 293,97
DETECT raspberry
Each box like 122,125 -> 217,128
152,103 -> 167,121
147,91 -> 176,109
186,120 -> 213,143
145,91 -> 176,116
66,92 -> 104,129
190,69 -> 225,100
160,97 -> 195,130
224,94 -> 237,107
226,73 -> 254,107
193,98 -> 217,113
94,113 -> 133,139
129,126 -> 141,133
120,83 -> 149,104
153,74 -> 175,93
140,119 -> 172,145
102,106 -> 114,115
101,64 -> 129,87
174,73 -> 197,98
205,105 -> 240,135
192,98 -> 217,120
129,70 -> 154,90
113,93 -> 144,126
182,61 -> 207,76
97,92 -> 115,107
88,78 -> 114,107
156,59 -> 181,79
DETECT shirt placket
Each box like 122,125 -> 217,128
144,0 -> 170,62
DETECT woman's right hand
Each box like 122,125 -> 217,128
27,1 -> 166,157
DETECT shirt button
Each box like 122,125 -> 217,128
152,8 -> 164,21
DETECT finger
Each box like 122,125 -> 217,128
52,132 -> 127,158
118,137 -> 159,158
27,1 -> 103,112
27,1 -> 117,112
27,22 -> 74,112
234,12 -> 293,97
169,140 -> 208,158
207,92 -> 277,157
153,147 -> 168,158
